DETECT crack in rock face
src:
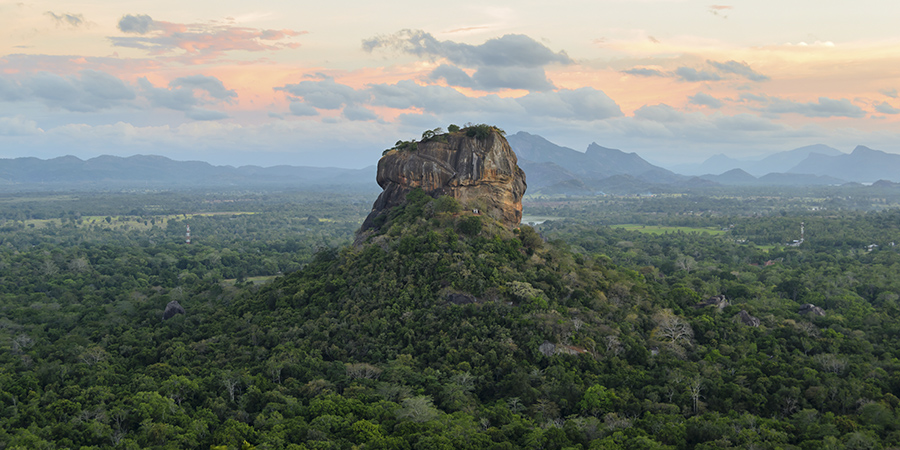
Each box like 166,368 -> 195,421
361,130 -> 527,231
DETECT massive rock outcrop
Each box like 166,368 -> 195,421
360,129 -> 526,231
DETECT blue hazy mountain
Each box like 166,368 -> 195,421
674,144 -> 844,176
788,145 -> 900,183
0,154 -> 377,191
507,131 -> 682,193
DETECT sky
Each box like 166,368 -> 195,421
2,0 -> 899,169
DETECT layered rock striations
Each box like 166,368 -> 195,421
361,129 -> 526,231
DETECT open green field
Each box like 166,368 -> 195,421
611,224 -> 727,235
21,211 -> 257,230
222,275 -> 278,286
521,215 -> 562,225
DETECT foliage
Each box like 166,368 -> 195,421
462,123 -> 505,139
4,187 -> 900,448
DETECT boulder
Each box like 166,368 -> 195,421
361,129 -> 526,231
447,293 -> 476,305
799,303 -> 825,316
694,294 -> 729,309
163,300 -> 185,320
737,310 -> 760,327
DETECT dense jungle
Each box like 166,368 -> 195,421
3,185 -> 900,449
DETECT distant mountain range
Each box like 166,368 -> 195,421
507,132 -> 900,193
507,132 -> 685,194
2,133 -> 898,193
0,155 -> 377,191
787,146 -> 900,182
672,144 -> 845,177
671,144 -> 900,185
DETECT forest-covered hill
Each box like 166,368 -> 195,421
3,187 -> 900,449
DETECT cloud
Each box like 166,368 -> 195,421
139,78 -> 198,111
364,30 -> 570,91
118,14 -> 155,34
429,64 -> 478,89
364,30 -> 572,67
110,14 -> 306,62
138,75 -> 233,120
874,102 -> 900,115
739,93 -> 768,103
170,75 -> 237,102
622,68 -> 667,77
616,104 -> 795,148
689,92 -> 723,108
783,41 -> 835,47
272,77 -> 622,122
45,11 -> 88,28
880,88 -> 898,99
343,105 -> 378,121
708,5 -> 732,18
5,70 -> 136,112
444,26 -> 490,34
288,101 -> 318,116
186,109 -> 229,121
745,94 -> 866,118
0,116 -> 43,136
708,60 -> 769,82
276,77 -> 367,109
276,77 -> 622,123
622,60 -> 767,83
469,66 -> 556,91
374,80 -> 518,115
517,88 -> 622,120
0,76 -> 26,102
675,67 -> 722,82
633,104 -> 687,123
429,64 -> 557,92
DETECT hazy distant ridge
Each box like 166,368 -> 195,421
787,145 -> 900,183
673,144 -> 844,176
3,136 -> 898,192
507,131 -> 683,193
0,154 -> 377,189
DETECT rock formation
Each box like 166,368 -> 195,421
360,128 -> 526,231
799,303 -> 825,316
737,310 -> 761,327
163,300 -> 186,320
694,294 -> 729,309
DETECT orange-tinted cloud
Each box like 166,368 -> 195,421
110,14 -> 306,63
708,5 -> 732,18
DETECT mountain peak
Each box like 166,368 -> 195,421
586,142 -> 622,155
852,145 -> 878,154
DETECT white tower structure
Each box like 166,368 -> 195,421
186,224 -> 191,244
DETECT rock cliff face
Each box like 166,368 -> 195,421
361,130 -> 526,231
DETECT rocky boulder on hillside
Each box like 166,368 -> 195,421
361,126 -> 526,231
163,300 -> 185,320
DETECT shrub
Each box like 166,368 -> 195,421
462,123 -> 505,139
433,196 -> 462,214
458,215 -> 483,236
